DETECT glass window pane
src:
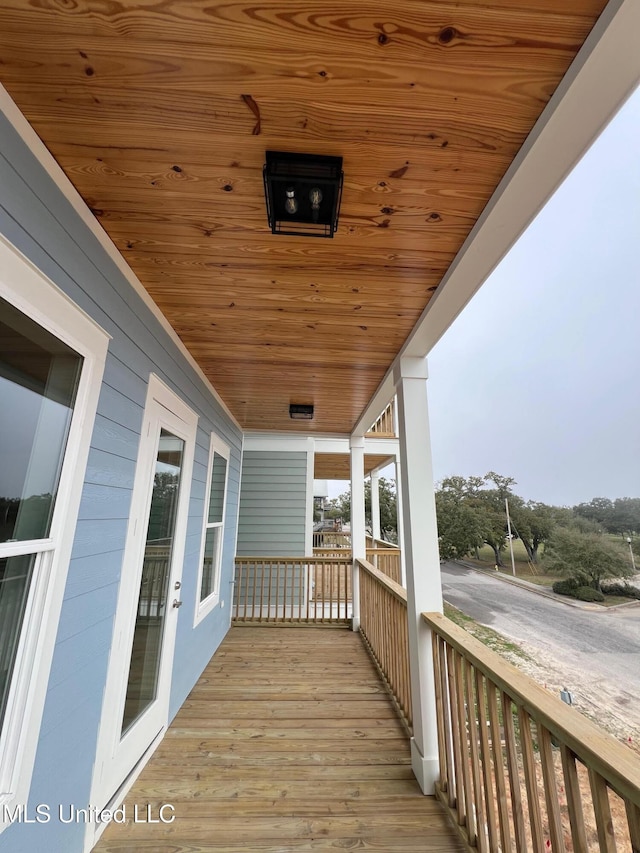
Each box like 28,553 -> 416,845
122,430 -> 184,734
200,527 -> 221,601
207,452 -> 227,524
0,297 -> 82,543
0,554 -> 36,734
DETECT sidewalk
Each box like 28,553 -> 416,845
451,560 -> 640,612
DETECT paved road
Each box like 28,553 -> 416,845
441,562 -> 640,734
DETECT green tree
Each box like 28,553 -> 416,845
334,477 -> 397,539
543,526 -> 633,591
435,488 -> 486,560
436,473 -> 514,566
573,497 -> 614,530
610,497 -> 640,536
509,501 -> 555,564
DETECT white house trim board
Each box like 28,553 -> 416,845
353,0 -> 640,438
0,235 -> 109,832
88,374 -> 197,834
304,437 -> 315,556
242,434 -> 315,453
193,432 -> 231,626
227,432 -> 245,627
313,437 -> 350,455
349,436 -> 366,632
393,356 -> 443,794
0,84 -> 241,435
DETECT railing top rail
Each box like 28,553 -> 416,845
356,558 -> 407,605
366,547 -> 400,554
235,555 -> 352,564
369,539 -> 400,550
424,610 -> 640,808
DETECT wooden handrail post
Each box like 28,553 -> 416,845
350,435 -> 366,631
394,355 -> 443,794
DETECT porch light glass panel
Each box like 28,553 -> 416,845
0,554 -> 35,734
200,451 -> 227,601
122,430 -> 184,734
0,296 -> 82,543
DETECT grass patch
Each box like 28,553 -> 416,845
601,595 -> 635,608
443,602 -> 531,663
463,556 -> 561,586
512,573 -> 557,587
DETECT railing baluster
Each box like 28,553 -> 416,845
464,659 -> 488,852
538,724 -> 566,853
275,560 -> 281,621
502,691 -> 528,853
438,637 -> 455,805
560,744 -> 589,853
329,557 -> 334,624
250,560 -> 258,620
625,800 -> 640,853
518,705 -> 545,851
243,561 -> 249,620
590,769 -> 618,852
452,653 -> 476,845
486,681 -> 512,852
447,645 -> 467,830
259,558 -> 266,622
287,561 -> 293,623
266,559 -> 273,622
475,670 -> 499,852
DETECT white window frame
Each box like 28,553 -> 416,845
194,433 -> 230,624
0,234 -> 109,831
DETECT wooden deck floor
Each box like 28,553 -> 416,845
93,626 -> 465,852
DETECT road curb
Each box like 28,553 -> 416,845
449,560 -> 640,612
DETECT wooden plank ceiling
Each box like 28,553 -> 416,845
0,0 -> 607,433
315,453 -> 395,481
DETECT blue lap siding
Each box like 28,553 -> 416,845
0,112 -> 242,852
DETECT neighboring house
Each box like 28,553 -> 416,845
0,2 -> 638,852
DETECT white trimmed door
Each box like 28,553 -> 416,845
90,374 -> 197,819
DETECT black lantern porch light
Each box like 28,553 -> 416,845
263,151 -> 343,238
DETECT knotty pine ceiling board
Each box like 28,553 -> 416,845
0,0 -> 608,433
314,453 -> 396,481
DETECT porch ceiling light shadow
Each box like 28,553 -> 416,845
263,151 -> 343,238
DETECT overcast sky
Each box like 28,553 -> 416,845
427,85 -> 640,508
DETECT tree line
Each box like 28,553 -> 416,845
327,473 -> 639,591
435,473 -> 639,591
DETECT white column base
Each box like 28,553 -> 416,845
410,738 -> 439,795
351,615 -> 360,632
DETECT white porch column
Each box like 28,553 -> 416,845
350,435 -> 366,632
394,453 -> 407,587
393,356 -> 443,794
370,470 -> 381,542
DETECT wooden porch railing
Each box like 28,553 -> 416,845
425,611 -> 640,853
312,531 -> 351,549
357,558 -> 412,730
366,547 -> 402,584
366,400 -> 396,437
233,556 -> 351,625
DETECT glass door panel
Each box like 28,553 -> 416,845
0,554 -> 36,733
121,430 -> 184,734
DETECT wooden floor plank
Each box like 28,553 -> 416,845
92,626 -> 464,852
